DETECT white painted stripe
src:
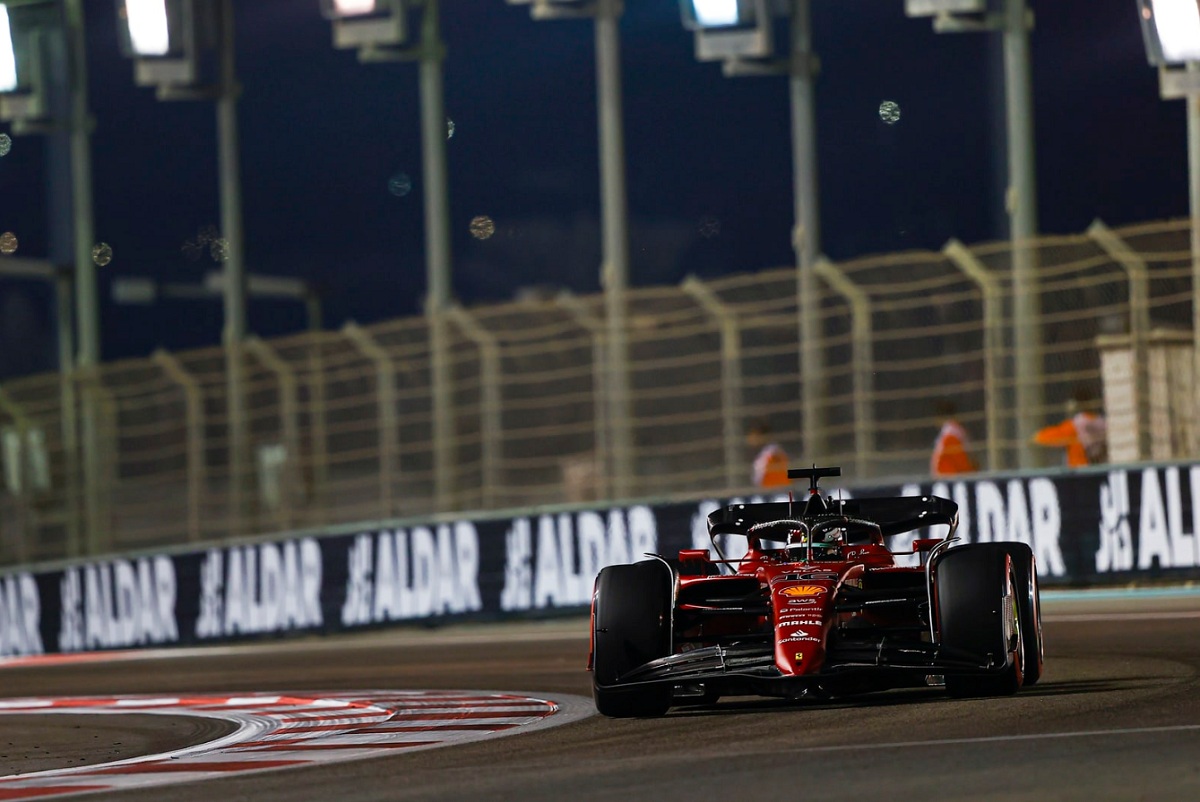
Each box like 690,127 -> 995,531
788,723 -> 1200,754
0,699 -> 52,709
1044,610 -> 1200,623
223,696 -> 281,706
114,698 -> 180,707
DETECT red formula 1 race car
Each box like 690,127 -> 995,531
588,467 -> 1043,718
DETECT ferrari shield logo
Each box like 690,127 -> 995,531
794,652 -> 804,662
782,585 -> 825,597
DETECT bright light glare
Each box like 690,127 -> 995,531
332,0 -> 378,16
1152,0 -> 1200,63
124,0 -> 171,57
691,0 -> 741,27
0,6 -> 17,93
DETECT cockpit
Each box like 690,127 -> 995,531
746,515 -> 884,560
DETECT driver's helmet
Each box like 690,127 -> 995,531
786,519 -> 845,556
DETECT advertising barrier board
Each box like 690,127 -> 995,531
2,466 -> 1198,656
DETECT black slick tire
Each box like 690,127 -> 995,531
591,561 -> 674,718
965,542 -> 1044,686
936,545 -> 1023,698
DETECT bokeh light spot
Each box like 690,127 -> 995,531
469,215 -> 495,240
446,117 -> 456,139
0,232 -> 18,255
388,172 -> 412,197
699,215 -> 721,239
91,242 -> 113,267
210,238 -> 230,262
879,100 -> 901,124
0,134 -> 11,157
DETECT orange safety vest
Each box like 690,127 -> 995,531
754,444 -> 790,488
1034,412 -> 1106,467
931,419 -> 978,476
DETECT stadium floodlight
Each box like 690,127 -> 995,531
1,6 -> 16,92
319,0 -> 406,49
680,0 -> 772,61
0,2 -> 54,124
116,0 -> 201,88
1137,0 -> 1200,66
905,0 -> 986,15
323,0 -> 379,15
680,0 -> 757,29
123,0 -> 170,56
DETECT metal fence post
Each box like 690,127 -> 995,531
72,369 -> 104,554
153,350 -> 205,543
54,268 -> 82,557
680,276 -> 744,490
447,306 -> 501,509
305,298 -> 329,523
343,323 -> 399,518
814,258 -> 875,476
75,369 -> 115,554
556,293 -> 610,500
944,239 -> 1003,471
1087,220 -> 1150,460
245,337 -> 301,530
0,387 -> 33,563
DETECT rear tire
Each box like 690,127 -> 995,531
967,543 -> 1043,686
591,561 -> 674,718
936,546 -> 1023,698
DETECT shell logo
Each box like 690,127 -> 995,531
781,585 -> 825,598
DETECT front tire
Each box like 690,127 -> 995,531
591,561 -> 674,718
967,542 -> 1043,685
936,546 -> 1023,698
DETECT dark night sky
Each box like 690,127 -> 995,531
0,0 -> 1189,377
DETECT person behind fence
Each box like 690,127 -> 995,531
1032,388 -> 1108,468
930,400 -> 979,477
746,420 -> 790,489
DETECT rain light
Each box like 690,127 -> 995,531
1138,0 -> 1200,65
124,0 -> 171,57
0,6 -> 16,93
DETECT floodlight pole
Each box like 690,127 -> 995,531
63,0 -> 96,368
216,0 -> 250,534
418,0 -> 456,511
914,0 -> 1041,469
789,0 -> 824,459
512,0 -> 634,498
595,0 -> 634,498
64,0 -> 103,554
1002,0 -> 1041,468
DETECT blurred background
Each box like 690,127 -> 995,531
0,0 -> 1195,564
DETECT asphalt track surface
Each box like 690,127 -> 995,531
2,591 -> 1199,801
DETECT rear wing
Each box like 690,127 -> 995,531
708,495 -> 958,539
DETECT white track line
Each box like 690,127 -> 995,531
784,723 -> 1200,754
0,691 -> 593,800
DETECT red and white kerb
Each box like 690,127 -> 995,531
0,691 -> 568,800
